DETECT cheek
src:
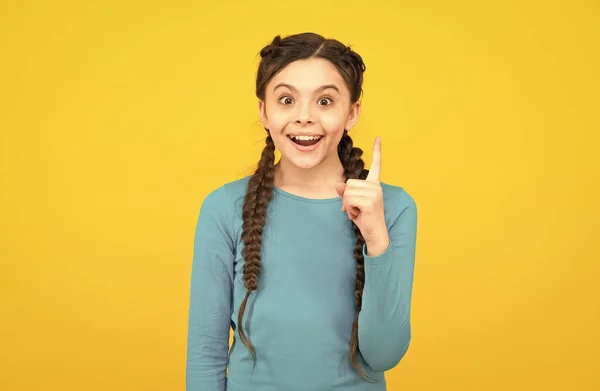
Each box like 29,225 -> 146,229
320,110 -> 347,134
265,106 -> 290,131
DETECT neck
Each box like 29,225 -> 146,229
275,154 -> 346,198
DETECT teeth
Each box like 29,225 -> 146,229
291,135 -> 322,140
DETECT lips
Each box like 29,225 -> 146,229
287,133 -> 324,137
287,134 -> 323,152
289,136 -> 321,147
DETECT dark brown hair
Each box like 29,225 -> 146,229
239,32 -> 372,380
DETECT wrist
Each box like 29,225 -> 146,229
365,235 -> 390,257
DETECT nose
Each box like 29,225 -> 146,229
294,102 -> 314,125
295,118 -> 314,125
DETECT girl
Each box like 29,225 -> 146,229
186,32 -> 418,391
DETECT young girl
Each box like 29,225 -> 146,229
186,32 -> 418,391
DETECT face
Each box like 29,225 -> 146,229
258,57 -> 360,170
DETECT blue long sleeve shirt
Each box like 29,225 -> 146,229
186,176 -> 418,391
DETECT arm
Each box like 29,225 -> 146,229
358,189 -> 417,372
186,187 -> 235,390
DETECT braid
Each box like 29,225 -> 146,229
338,130 -> 374,382
236,130 -> 372,379
238,132 -> 275,363
338,130 -> 369,181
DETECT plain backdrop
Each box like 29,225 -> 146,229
1,0 -> 598,390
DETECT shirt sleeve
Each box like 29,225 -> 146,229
186,186 -> 235,391
357,188 -> 418,372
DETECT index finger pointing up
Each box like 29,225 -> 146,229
366,136 -> 382,183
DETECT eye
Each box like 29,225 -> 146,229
318,97 -> 333,106
278,96 -> 294,105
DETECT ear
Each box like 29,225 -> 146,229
345,101 -> 361,131
258,100 -> 268,128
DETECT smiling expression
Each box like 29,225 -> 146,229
259,57 -> 361,169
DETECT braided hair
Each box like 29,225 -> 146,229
239,32 -> 372,381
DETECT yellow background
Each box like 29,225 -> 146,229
1,0 -> 598,390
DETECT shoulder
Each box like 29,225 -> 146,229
380,181 -> 418,229
195,176 -> 251,243
221,175 -> 252,199
380,181 -> 417,212
198,176 -> 251,218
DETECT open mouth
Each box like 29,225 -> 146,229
287,135 -> 323,147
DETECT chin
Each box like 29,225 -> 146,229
288,156 -> 324,170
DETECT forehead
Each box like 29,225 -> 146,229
268,57 -> 348,93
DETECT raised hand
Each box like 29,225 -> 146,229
335,137 -> 390,256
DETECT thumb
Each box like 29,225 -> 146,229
335,182 -> 346,197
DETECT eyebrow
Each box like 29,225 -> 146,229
273,83 -> 340,94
